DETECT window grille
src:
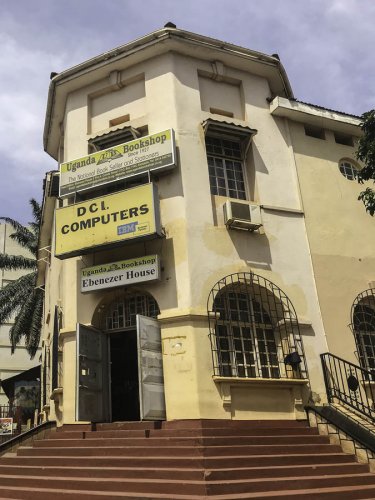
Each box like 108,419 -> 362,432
94,291 -> 159,332
207,272 -> 307,380
350,288 -> 375,370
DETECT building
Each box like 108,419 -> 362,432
37,26 -> 375,426
0,223 -> 41,407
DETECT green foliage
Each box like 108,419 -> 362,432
0,200 -> 42,358
356,110 -> 375,215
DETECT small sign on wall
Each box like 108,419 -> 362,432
0,418 -> 13,435
81,255 -> 160,293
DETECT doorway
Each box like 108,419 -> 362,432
110,331 -> 140,421
76,291 -> 165,423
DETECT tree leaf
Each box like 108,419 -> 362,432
0,254 -> 37,271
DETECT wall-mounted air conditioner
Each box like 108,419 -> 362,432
223,201 -> 262,231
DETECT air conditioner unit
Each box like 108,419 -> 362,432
223,201 -> 262,231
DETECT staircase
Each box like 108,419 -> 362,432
0,419 -> 375,499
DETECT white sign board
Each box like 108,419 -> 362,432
81,255 -> 160,292
59,129 -> 176,197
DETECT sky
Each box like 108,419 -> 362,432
0,0 -> 374,224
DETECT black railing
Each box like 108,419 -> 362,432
321,352 -> 375,421
0,420 -> 56,455
0,405 -> 40,445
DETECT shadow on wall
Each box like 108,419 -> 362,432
156,146 -> 184,200
228,228 -> 272,271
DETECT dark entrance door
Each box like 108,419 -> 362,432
110,331 -> 140,422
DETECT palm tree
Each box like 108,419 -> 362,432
0,199 -> 43,358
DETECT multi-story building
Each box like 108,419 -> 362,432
37,26 -> 375,426
0,223 -> 41,406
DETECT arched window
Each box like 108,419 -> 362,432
208,273 -> 307,380
92,291 -> 159,332
351,289 -> 375,370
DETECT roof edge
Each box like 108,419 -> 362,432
43,27 -> 293,154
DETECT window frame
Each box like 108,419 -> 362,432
351,290 -> 375,371
214,291 -> 280,379
208,272 -> 308,382
202,119 -> 257,202
206,135 -> 248,200
339,159 -> 359,181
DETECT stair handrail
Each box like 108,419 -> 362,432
305,405 -> 375,465
321,352 -> 375,422
0,420 -> 56,456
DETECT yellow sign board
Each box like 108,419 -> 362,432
55,184 -> 161,259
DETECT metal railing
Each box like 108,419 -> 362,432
321,352 -> 375,421
0,420 -> 56,456
306,405 -> 375,468
0,405 -> 39,445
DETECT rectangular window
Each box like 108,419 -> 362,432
304,125 -> 325,140
206,136 -> 246,200
334,132 -> 354,147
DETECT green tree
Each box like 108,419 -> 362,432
357,110 -> 375,215
0,199 -> 43,358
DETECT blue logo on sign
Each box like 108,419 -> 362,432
117,222 -> 138,235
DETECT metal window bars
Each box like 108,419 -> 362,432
350,288 -> 375,372
94,291 -> 160,332
207,272 -> 307,380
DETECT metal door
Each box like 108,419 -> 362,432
76,324 -> 110,422
136,315 -> 166,420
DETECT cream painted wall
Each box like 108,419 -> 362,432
42,49 -> 333,424
289,120 -> 375,364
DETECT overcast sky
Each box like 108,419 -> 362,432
1,0 -> 374,224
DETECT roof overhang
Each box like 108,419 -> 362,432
44,27 -> 294,160
270,97 -> 361,136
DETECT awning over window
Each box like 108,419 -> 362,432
89,126 -> 141,151
202,119 -> 257,148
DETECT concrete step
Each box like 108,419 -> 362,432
92,420 -> 310,431
206,473 -> 375,495
1,485 -> 375,500
35,435 -> 330,448
50,427 -> 320,440
1,418 -> 373,499
0,465 -> 205,480
0,472 -> 374,497
0,476 -> 208,496
0,462 -> 368,480
0,452 -> 356,469
0,486 -> 208,499
16,443 -> 342,457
